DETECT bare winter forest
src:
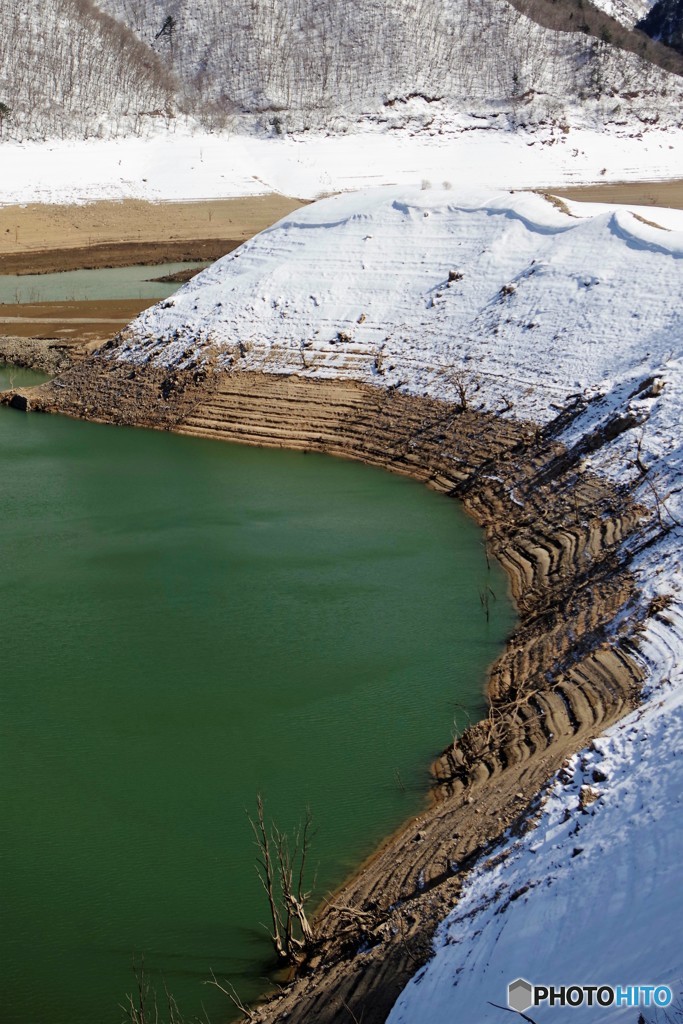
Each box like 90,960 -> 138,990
0,0 -> 174,139
1,0 -> 683,139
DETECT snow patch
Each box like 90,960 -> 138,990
2,125 -> 683,205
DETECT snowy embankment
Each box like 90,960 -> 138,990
116,186 -> 683,1021
121,186 -> 683,422
1,125 -> 683,205
389,366 -> 683,1023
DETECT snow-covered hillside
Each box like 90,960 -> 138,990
2,0 -> 682,140
119,187 -> 683,425
88,0 -> 683,134
0,0 -> 173,140
388,645 -> 683,1022
388,361 -> 683,1024
93,0 -> 575,122
115,187 -> 683,1021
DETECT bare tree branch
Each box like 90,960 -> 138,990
247,796 -> 317,965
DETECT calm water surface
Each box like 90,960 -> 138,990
0,262 -> 208,304
0,364 -> 51,390
0,377 -> 515,1024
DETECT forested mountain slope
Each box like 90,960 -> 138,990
93,0 -> 683,132
0,0 -> 175,140
2,0 -> 683,140
505,0 -> 680,69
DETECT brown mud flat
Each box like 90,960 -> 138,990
0,299 -> 154,343
0,239 -> 237,275
3,358 -> 653,1024
550,178 -> 683,211
1,183 -> 680,276
0,195 -> 306,274
148,266 -> 204,284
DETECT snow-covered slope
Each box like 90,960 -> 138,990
119,187 -> 683,425
388,364 -> 683,1024
0,0 -> 173,141
91,0 -> 683,134
388,655 -> 683,1022
116,188 -> 683,1021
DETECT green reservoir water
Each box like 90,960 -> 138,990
0,262 -> 208,304
0,364 -> 51,390
0,373 -> 515,1024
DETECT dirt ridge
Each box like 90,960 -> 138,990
0,240 -> 239,276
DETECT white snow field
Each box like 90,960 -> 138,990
114,186 -> 683,1023
119,186 -> 683,423
1,124 -> 683,205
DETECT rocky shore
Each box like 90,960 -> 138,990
0,335 -> 83,375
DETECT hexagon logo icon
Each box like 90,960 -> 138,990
508,978 -> 534,1012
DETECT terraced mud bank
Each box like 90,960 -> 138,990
4,360 -> 648,1023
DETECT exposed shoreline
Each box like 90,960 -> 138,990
0,196 -> 306,275
0,184 -> 673,1021
0,239 -> 239,276
550,178 -> 683,210
2,357 -> 648,1023
0,300 -> 159,345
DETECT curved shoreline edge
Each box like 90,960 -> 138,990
2,356 -> 653,1023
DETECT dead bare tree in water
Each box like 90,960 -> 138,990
204,970 -> 258,1022
121,956 -> 189,1024
479,583 -> 497,622
122,957 -> 258,1024
249,794 -> 316,966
